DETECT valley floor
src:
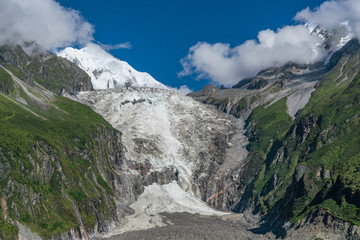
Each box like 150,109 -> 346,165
98,213 -> 273,240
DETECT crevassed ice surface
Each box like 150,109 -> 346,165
76,87 -> 245,234
76,87 -> 244,198
57,43 -> 167,90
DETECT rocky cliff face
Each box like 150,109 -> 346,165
0,43 -> 93,95
286,208 -> 360,240
188,39 -> 360,238
189,61 -> 326,120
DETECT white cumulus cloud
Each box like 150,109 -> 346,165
295,0 -> 360,39
168,85 -> 193,95
179,25 -> 324,86
180,0 -> 360,87
0,0 -> 94,50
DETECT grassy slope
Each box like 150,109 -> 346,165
242,97 -> 294,212
290,61 -> 360,225
0,67 -> 15,95
0,68 -> 117,239
244,49 -> 360,226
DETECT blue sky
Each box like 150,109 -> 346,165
57,0 -> 326,91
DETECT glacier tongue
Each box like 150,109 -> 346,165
75,86 -> 246,234
57,43 -> 167,90
103,181 -> 226,237
75,87 -> 246,198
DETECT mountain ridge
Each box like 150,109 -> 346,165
1,36 -> 360,240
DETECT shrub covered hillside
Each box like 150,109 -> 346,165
188,39 -> 360,237
244,39 -> 360,233
0,54 -> 121,239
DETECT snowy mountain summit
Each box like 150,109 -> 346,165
307,21 -> 353,53
58,43 -> 167,90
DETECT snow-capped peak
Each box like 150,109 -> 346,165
307,21 -> 354,52
57,43 -> 167,90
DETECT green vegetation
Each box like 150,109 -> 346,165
243,50 -> 360,225
237,98 -> 247,110
97,175 -> 113,194
0,67 -> 117,238
237,97 -> 294,212
293,73 -> 360,222
320,199 -> 360,225
0,213 -> 18,240
0,67 -> 14,95
248,98 -> 293,154
69,190 -> 87,203
341,154 -> 360,191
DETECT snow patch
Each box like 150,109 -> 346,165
286,82 -> 317,119
104,181 -> 226,237
309,21 -> 354,53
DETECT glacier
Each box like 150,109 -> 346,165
74,86 -> 248,234
75,87 -> 248,197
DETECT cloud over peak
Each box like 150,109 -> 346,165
180,0 -> 358,87
295,0 -> 360,39
179,25 -> 324,86
0,0 -> 94,50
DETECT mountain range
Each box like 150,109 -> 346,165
0,22 -> 360,240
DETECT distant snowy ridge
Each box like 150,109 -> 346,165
307,21 -> 354,53
57,43 -> 167,90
